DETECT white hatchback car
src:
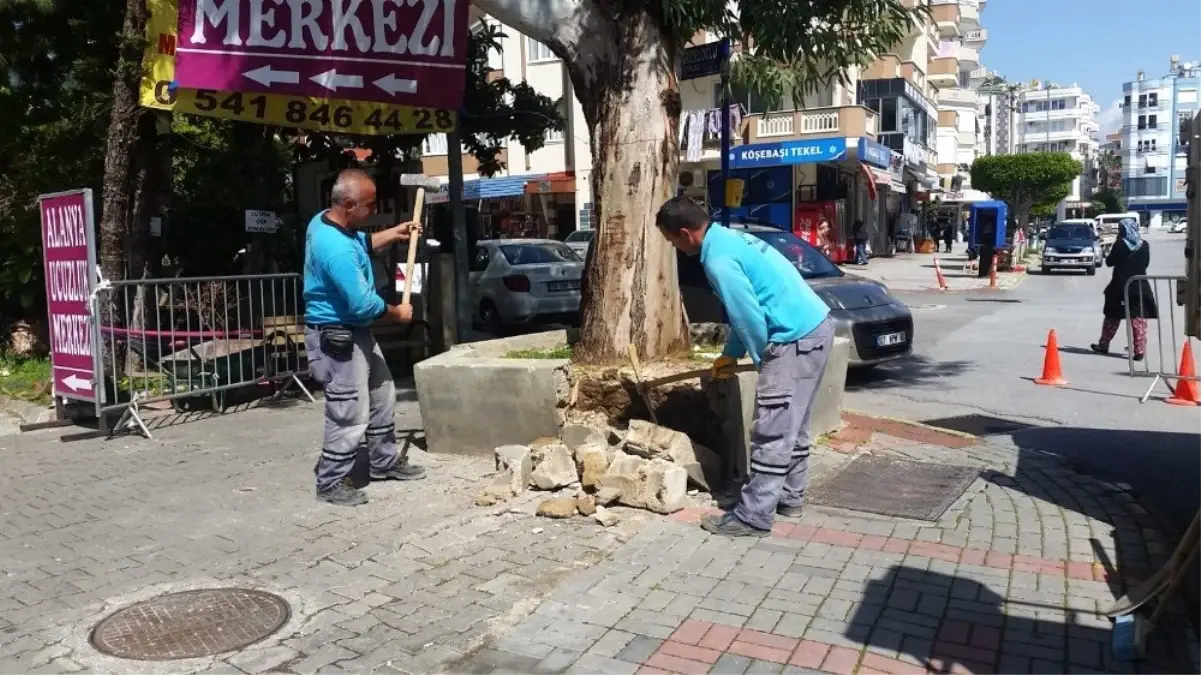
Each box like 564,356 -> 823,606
469,239 -> 585,333
564,229 -> 595,259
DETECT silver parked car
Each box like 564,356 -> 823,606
470,239 -> 584,333
564,229 -> 594,259
679,220 -> 913,367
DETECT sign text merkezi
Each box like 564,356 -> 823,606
176,0 -> 469,108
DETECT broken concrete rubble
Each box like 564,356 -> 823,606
624,419 -> 721,491
574,442 -> 610,490
529,439 -> 578,490
593,505 -> 619,527
536,497 -> 578,518
596,454 -> 687,514
561,424 -> 607,451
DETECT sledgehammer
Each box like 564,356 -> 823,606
398,173 -> 442,304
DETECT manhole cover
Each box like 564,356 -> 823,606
90,588 -> 290,661
808,456 -> 979,521
965,298 -> 1022,303
906,303 -> 946,311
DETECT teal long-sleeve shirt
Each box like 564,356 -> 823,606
700,225 -> 830,365
303,211 -> 386,326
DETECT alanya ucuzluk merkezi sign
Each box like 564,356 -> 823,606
175,0 -> 468,110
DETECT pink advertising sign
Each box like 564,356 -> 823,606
174,0 -> 469,109
39,190 -> 99,404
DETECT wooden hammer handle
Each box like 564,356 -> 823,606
641,363 -> 755,389
401,188 -> 426,306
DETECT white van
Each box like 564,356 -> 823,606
1094,212 -> 1140,258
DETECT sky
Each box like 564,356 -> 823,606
980,0 -> 1201,137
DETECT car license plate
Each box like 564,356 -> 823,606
548,280 -> 580,292
877,331 -> 906,347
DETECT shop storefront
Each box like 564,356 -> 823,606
426,173 -> 580,242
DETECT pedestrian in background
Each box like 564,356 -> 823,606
853,219 -> 869,265
942,220 -> 954,254
655,197 -> 833,537
1091,218 -> 1157,361
817,216 -> 834,258
304,169 -> 427,507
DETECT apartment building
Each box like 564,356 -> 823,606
419,15 -> 594,239
928,0 -> 987,191
1120,57 -> 1200,227
1011,82 -> 1101,219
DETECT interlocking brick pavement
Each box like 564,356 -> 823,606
456,426 -> 1200,675
1,400 -> 1197,674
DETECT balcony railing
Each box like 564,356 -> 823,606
958,45 -> 979,66
939,87 -> 978,106
932,3 -> 961,31
963,28 -> 988,43
929,57 -> 960,84
747,106 -> 879,144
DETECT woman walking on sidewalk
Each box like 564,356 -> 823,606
1091,218 -> 1157,360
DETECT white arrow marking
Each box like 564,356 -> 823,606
311,69 -> 363,92
373,73 -> 418,96
243,65 -> 299,87
63,374 -> 91,392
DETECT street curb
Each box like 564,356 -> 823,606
0,394 -> 54,425
841,408 -> 981,441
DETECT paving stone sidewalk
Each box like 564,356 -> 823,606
0,401 -> 1195,674
457,420 -> 1199,675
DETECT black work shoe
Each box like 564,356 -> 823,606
1132,353 -> 1145,362
1089,343 -> 1109,355
701,512 -> 770,538
370,460 -> 427,481
317,479 -> 368,506
777,504 -> 805,518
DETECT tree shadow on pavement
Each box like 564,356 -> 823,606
849,565 -> 1197,674
845,355 -> 972,392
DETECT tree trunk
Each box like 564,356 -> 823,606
565,12 -> 689,363
98,0 -> 149,286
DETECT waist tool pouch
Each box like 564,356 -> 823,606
319,326 -> 355,361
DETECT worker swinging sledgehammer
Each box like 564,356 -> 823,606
655,197 -> 834,537
303,169 -> 428,507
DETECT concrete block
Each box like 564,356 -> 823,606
414,331 -> 570,456
708,336 -> 850,481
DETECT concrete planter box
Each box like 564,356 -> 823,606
414,331 -> 571,456
415,331 -> 850,471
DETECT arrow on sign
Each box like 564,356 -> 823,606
311,69 -> 363,92
373,74 -> 418,96
244,65 -> 299,87
63,374 -> 92,392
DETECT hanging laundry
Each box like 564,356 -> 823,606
686,110 -> 705,163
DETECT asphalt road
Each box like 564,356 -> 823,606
845,229 -> 1199,531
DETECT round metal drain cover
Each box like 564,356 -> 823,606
91,588 -> 290,661
906,303 -> 946,311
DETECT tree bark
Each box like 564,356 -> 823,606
98,0 -> 149,286
474,0 -> 690,362
568,13 -> 688,362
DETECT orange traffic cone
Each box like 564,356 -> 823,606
933,256 -> 948,290
1035,329 -> 1069,386
1166,342 -> 1200,406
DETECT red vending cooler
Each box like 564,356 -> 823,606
793,200 -> 847,262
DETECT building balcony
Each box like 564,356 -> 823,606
938,87 -> 978,107
901,61 -> 927,91
939,110 -> 959,127
957,45 -> 979,68
866,55 -> 901,80
962,28 -> 987,45
929,57 -> 960,87
746,106 -> 879,144
931,3 -> 961,35
959,0 -> 981,29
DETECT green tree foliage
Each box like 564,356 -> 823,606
970,153 -> 1082,226
1090,187 -> 1125,215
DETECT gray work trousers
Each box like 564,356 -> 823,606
733,318 -> 834,530
304,326 -> 400,492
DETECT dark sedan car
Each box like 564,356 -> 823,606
679,220 -> 913,366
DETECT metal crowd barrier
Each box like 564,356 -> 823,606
1124,274 -> 1197,403
92,273 -> 315,438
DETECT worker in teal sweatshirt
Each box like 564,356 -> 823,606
656,197 -> 834,536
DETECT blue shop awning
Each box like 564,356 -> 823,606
428,174 -> 546,204
1128,201 -> 1188,212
